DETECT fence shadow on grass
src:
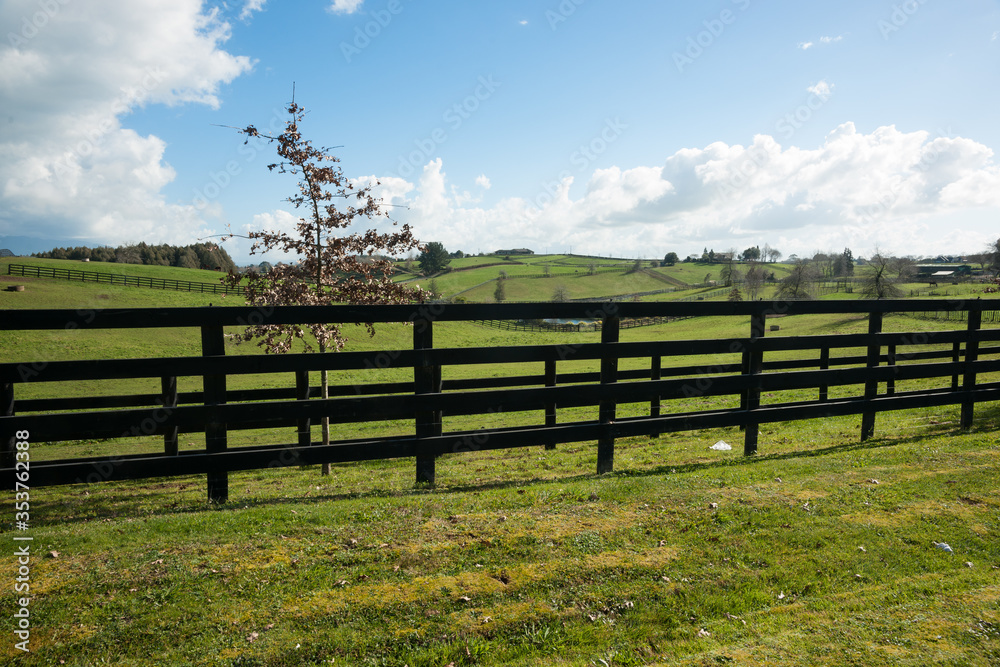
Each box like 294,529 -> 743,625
26,408 -> 996,528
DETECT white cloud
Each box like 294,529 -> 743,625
245,210 -> 300,237
224,209 -> 301,263
0,0 -> 253,246
329,0 -> 364,15
239,0 -> 266,20
475,174 -> 491,189
800,35 -> 842,50
373,123 -> 1000,259
519,20 -> 528,25
807,80 -> 834,99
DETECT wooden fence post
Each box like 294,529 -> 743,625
414,318 -> 440,485
961,306 -> 981,429
739,349 -> 748,422
160,376 -> 178,456
650,355 -> 662,438
597,314 -> 620,474
744,312 -> 765,456
201,325 -> 228,503
544,359 -> 557,449
886,345 -> 896,396
950,341 -> 962,390
860,311 -> 882,442
2,382 -> 13,469
819,347 -> 830,402
295,370 -> 312,447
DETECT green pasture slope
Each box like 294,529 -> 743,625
1,261 -> 999,665
398,253 -> 804,303
1,255 -> 234,285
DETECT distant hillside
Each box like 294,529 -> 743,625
32,241 -> 236,272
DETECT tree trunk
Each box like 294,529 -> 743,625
320,337 -> 331,476
320,367 -> 330,475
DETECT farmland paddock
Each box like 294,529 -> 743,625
2,300 -> 999,503
6,262 -> 231,294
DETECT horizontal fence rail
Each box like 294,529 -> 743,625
2,299 -> 998,502
6,263 -> 231,295
472,316 -> 680,333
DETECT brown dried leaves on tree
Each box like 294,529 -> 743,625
223,101 -> 426,354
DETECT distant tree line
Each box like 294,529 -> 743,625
33,242 -> 237,272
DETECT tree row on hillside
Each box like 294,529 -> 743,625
33,242 -> 236,272
677,245 -> 784,265
772,248 -> 912,301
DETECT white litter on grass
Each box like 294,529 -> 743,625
933,541 -> 954,553
710,440 -> 732,451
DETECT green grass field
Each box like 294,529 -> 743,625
2,255 -> 233,284
397,254 -> 789,301
2,258 -> 999,666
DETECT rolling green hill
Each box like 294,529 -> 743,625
400,253 -> 802,302
3,255 -> 232,283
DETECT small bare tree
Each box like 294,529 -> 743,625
988,237 -> 1000,273
743,260 -> 766,300
967,251 -> 989,271
719,251 -> 741,287
222,98 -> 425,475
776,261 -> 815,300
860,248 -> 904,299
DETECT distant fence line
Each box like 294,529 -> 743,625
5,263 -> 231,295
474,315 -> 681,333
909,308 -> 1000,324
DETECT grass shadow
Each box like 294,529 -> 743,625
22,408 -> 999,527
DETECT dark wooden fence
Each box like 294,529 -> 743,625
2,300 -> 999,503
6,263 -> 230,294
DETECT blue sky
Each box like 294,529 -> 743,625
2,0 -> 999,264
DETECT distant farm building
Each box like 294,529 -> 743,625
914,264 -> 971,280
495,248 -> 534,256
0,249 -> 14,258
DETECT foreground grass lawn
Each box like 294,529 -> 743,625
3,406 -> 998,666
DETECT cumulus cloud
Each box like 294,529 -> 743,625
0,0 -> 253,246
475,174 -> 491,189
807,80 -> 834,99
239,0 -> 266,20
329,0 -> 364,15
800,35 -> 843,50
222,209 -> 301,263
374,123 -> 1000,258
